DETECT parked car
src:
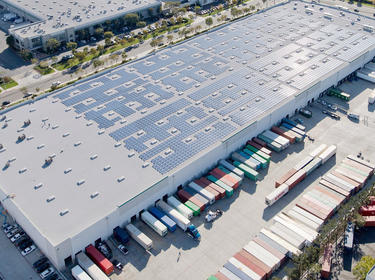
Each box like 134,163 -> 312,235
21,244 -> 36,256
299,108 -> 312,118
295,118 -> 304,125
354,8 -> 359,12
51,81 -> 61,87
33,257 -> 48,269
112,259 -> 123,270
329,112 -> 340,120
36,262 -> 50,273
7,228 -> 20,238
348,113 -> 360,120
11,232 -> 25,243
40,267 -> 55,279
19,239 -> 33,250
2,101 -> 10,106
3,224 -> 14,233
327,103 -> 337,111
117,244 -> 129,255
45,273 -> 59,280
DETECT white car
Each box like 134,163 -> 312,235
40,267 -> 54,279
6,228 -> 19,238
52,81 -> 61,87
21,244 -> 36,256
10,232 -> 24,243
117,244 -> 129,255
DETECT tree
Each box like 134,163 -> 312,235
92,59 -> 104,68
46,38 -> 61,53
104,38 -> 112,47
51,56 -> 58,64
205,17 -> 213,27
39,61 -> 49,69
6,35 -> 14,48
89,48 -> 97,56
167,34 -> 173,43
121,52 -> 127,61
20,87 -> 27,94
136,21 -> 146,28
94,27 -> 104,39
31,58 -> 39,65
353,256 -> 375,280
109,53 -> 119,63
104,31 -> 114,39
74,51 -> 86,62
66,41 -> 77,51
124,13 -> 139,27
194,5 -> 201,14
96,44 -> 105,55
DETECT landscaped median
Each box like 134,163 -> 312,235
0,76 -> 18,90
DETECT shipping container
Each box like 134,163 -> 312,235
252,137 -> 267,148
309,144 -> 328,158
184,186 -> 210,207
194,179 -> 222,201
239,249 -> 272,277
323,173 -> 356,193
141,211 -> 168,237
245,145 -> 271,162
113,226 -> 129,245
197,177 -> 226,199
331,170 -> 362,190
313,185 -> 345,206
246,140 -> 272,156
344,222 -> 354,251
167,196 -> 193,219
296,200 -> 328,221
303,193 -> 334,214
210,168 -> 239,189
148,206 -> 177,232
228,257 -> 262,280
257,232 -> 289,256
206,175 -> 234,197
252,237 -> 286,264
334,168 -> 366,187
284,169 -> 306,190
271,126 -> 296,144
346,155 -> 375,171
237,151 -> 261,170
280,123 -> 306,138
294,155 -> 314,171
340,163 -> 369,179
242,148 -> 268,168
156,200 -> 191,231
306,190 -> 338,211
214,272 -> 228,280
342,158 -> 373,176
302,157 -> 322,176
208,276 -> 220,280
321,244 -> 333,279
244,241 -> 280,270
287,210 -> 321,231
277,126 -> 303,142
177,189 -> 205,211
188,181 -> 216,204
262,130 -> 290,148
276,214 -> 318,242
363,216 -> 375,227
219,159 -> 245,178
219,267 -> 241,280
368,196 -> 375,206
85,245 -> 114,276
257,133 -> 283,152
224,261 -> 253,280
232,152 -> 258,170
259,228 -> 301,257
72,265 -> 93,280
184,200 -> 201,216
217,165 -> 243,184
275,169 -> 297,187
232,161 -> 259,181
265,183 -> 289,206
76,252 -> 109,280
318,145 -> 336,164
282,118 -> 306,131
270,222 -> 306,249
291,206 -> 325,226
319,180 -> 350,200
125,224 -> 153,251
359,205 -> 375,216
233,252 -> 267,280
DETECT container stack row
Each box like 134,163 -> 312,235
265,144 -> 337,206
359,196 -> 375,227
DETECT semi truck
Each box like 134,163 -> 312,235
148,206 -> 177,232
113,226 -> 129,245
167,196 -> 193,219
141,210 -> 168,237
71,265 -> 93,280
125,223 -> 153,250
85,245 -> 113,276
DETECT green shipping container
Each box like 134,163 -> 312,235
207,276 -> 219,280
206,175 -> 233,197
184,201 -> 200,216
246,145 -> 271,162
233,161 -> 258,181
242,148 -> 268,168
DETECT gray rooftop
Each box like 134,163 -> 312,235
8,0 -> 159,38
1,1 -> 375,245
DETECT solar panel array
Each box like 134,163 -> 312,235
53,1 -> 375,174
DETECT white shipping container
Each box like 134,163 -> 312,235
219,160 -> 245,178
347,155 -> 375,170
335,167 -> 366,184
318,144 -> 336,164
292,206 -> 325,226
263,130 -> 289,148
275,215 -> 317,243
228,257 -> 262,280
302,157 -> 322,175
72,265 -> 93,280
260,228 -> 301,257
219,267 -> 241,280
265,183 -> 289,206
76,252 -> 109,280
294,155 -> 314,171
308,189 -> 339,209
272,221 -> 307,246
309,144 -> 328,158
303,193 -> 334,212
156,200 -> 190,231
280,212 -> 319,236
287,209 -> 321,231
141,211 -> 168,237
232,152 -> 258,170
188,182 -> 215,204
244,242 -> 279,270
324,173 -> 356,192
167,196 -> 193,219
270,223 -> 305,249
125,223 -> 153,250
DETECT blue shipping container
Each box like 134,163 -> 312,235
149,206 -> 177,232
239,151 -> 261,170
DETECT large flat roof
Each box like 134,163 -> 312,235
1,1 -> 375,245
8,0 -> 159,38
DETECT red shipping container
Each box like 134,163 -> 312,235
239,249 -> 272,277
271,126 -> 295,144
359,205 -> 375,216
233,253 -> 267,280
194,179 -> 221,201
85,244 -> 114,275
285,170 -> 306,190
369,196 -> 375,206
331,171 -> 360,191
342,159 -> 373,177
364,216 -> 375,227
177,189 -> 205,211
214,272 -> 230,280
252,237 -> 286,264
313,185 -> 345,206
296,200 -> 328,221
246,140 -> 272,156
199,177 -> 226,199
210,168 -> 239,189
252,137 -> 267,147
321,244 -> 332,279
319,180 -> 350,200
275,168 -> 297,188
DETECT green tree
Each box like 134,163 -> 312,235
104,31 -> 114,39
94,27 -> 104,38
124,13 -> 139,27
353,256 -> 375,280
136,21 -> 146,28
20,49 -> 33,61
20,86 -> 27,94
6,35 -> 14,48
66,41 -> 77,51
167,34 -> 173,43
205,17 -> 213,27
194,5 -> 201,14
51,56 -> 58,64
39,61 -> 49,69
31,58 -> 38,65
92,58 -> 104,68
46,38 -> 61,53
74,51 -> 86,62
96,44 -> 105,55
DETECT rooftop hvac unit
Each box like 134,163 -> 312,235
17,134 -> 26,142
24,119 -> 31,126
45,156 -> 53,165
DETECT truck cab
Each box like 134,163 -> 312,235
186,224 -> 201,241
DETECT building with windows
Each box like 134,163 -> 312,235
1,0 -> 161,51
1,0 -> 375,271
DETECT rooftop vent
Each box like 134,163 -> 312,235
19,167 -> 27,173
117,176 -> 125,182
104,165 -> 111,171
77,179 -> 85,186
17,134 -> 26,142
60,209 -> 69,216
46,196 -> 55,202
34,183 -> 43,190
44,156 -> 53,166
90,192 -> 99,199
90,154 -> 98,160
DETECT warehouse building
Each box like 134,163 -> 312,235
2,0 -> 161,51
1,0 -> 375,270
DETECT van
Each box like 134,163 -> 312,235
348,113 -> 359,120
